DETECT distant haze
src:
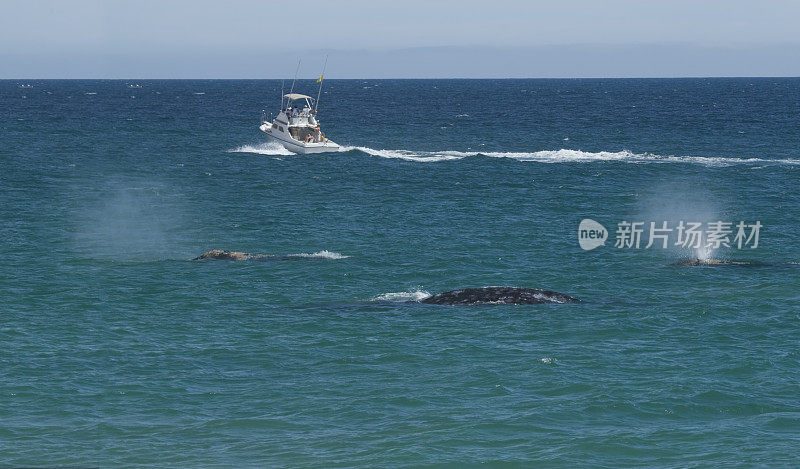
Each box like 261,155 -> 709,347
3,0 -> 800,78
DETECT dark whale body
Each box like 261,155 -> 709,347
419,287 -> 578,305
192,249 -> 273,261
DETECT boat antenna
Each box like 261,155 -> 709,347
280,79 -> 284,109
288,59 -> 301,100
315,55 -> 328,112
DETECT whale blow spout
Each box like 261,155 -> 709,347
192,249 -> 273,261
419,287 -> 578,305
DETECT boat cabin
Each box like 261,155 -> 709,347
259,86 -> 339,153
280,93 -> 318,128
270,93 -> 325,143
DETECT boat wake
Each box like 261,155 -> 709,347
228,141 -> 293,156
340,147 -> 800,166
229,143 -> 800,167
342,146 -> 463,163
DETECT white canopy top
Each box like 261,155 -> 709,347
283,93 -> 314,101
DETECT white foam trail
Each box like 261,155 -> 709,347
341,146 -> 462,162
286,250 -> 350,260
228,142 -> 293,156
372,289 -> 431,302
342,147 -> 800,166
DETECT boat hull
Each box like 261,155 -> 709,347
259,123 -> 340,154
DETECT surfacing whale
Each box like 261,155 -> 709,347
192,249 -> 348,261
419,287 -> 578,305
671,258 -> 761,266
192,249 -> 273,261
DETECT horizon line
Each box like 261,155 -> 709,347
5,75 -> 800,80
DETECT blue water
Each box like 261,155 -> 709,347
2,78 -> 800,466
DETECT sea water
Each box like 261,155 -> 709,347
2,79 -> 799,466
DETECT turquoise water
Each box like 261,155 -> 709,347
2,79 -> 800,466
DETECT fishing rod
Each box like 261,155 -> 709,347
315,55 -> 328,112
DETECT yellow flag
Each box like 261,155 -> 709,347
316,75 -> 323,83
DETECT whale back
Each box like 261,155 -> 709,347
420,287 -> 578,305
192,250 -> 273,261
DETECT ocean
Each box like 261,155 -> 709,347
2,78 -> 799,466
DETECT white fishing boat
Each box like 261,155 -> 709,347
259,94 -> 340,154
259,59 -> 340,154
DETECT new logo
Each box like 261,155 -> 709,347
578,219 -> 608,251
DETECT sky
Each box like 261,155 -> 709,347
2,0 -> 800,78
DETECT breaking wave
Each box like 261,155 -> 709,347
372,289 -> 431,302
286,250 -> 349,260
342,147 -> 800,166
